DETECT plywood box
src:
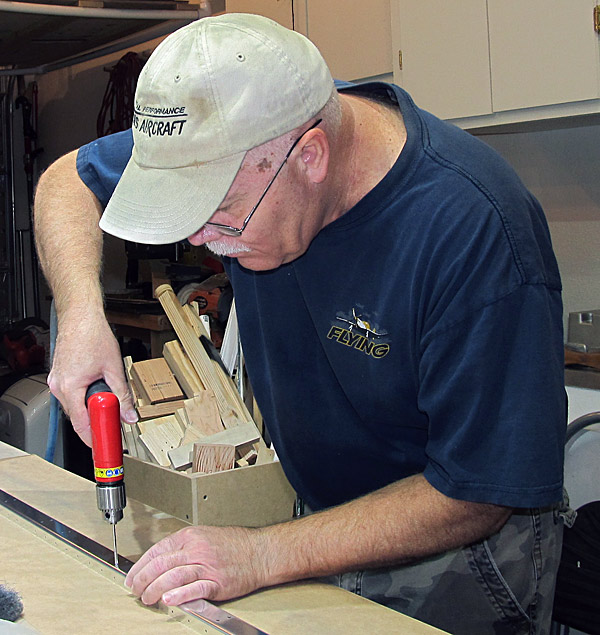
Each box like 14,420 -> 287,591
123,454 -> 296,526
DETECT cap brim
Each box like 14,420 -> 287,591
99,151 -> 246,245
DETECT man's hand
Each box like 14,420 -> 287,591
124,525 -> 265,606
47,312 -> 137,446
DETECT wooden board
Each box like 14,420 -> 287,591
192,443 -> 236,474
184,392 -> 223,437
137,400 -> 186,421
163,339 -> 205,398
139,415 -> 185,467
132,357 -> 185,404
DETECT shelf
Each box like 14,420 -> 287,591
0,0 -> 218,74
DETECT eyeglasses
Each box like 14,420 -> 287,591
204,119 -> 323,237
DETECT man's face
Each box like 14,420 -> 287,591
187,148 -> 324,271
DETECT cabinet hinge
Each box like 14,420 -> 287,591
595,5 -> 600,34
398,50 -> 403,70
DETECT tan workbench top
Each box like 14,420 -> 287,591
0,445 -> 445,634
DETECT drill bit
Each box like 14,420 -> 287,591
112,523 -> 119,568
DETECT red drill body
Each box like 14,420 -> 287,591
86,380 -> 126,567
88,390 -> 124,485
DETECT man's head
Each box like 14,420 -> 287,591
99,13 -> 335,246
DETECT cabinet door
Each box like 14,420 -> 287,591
488,0 -> 600,112
226,1 -> 391,81
302,0 -> 392,81
391,0 -> 492,119
225,0 -> 294,29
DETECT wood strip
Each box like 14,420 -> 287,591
212,360 -> 253,425
155,284 -> 239,421
163,339 -> 205,397
124,355 -> 147,408
137,400 -> 186,420
106,310 -> 170,331
183,304 -> 206,338
121,421 -> 138,458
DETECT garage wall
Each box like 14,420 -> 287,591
479,123 -> 600,337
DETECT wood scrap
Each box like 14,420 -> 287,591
137,418 -> 158,435
168,422 -> 261,470
236,447 -> 258,468
173,406 -> 190,430
123,355 -> 145,408
138,415 -> 185,467
121,421 -> 140,458
131,357 -> 184,404
212,360 -> 252,425
137,400 -> 186,420
184,392 -> 223,437
252,396 -> 264,437
155,284 -> 246,424
181,425 -> 204,447
256,444 -> 276,465
163,340 -> 205,397
192,443 -> 235,474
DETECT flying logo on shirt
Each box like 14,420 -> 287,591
327,308 -> 390,359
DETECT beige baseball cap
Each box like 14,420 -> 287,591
99,13 -> 334,244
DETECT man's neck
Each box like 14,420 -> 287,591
327,92 -> 407,221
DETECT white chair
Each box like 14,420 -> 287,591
551,412 -> 600,635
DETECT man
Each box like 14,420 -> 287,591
34,14 -> 567,634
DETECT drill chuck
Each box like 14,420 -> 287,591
96,481 -> 126,525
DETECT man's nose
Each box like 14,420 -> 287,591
187,225 -> 219,246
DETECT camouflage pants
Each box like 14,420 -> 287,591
319,506 -> 570,635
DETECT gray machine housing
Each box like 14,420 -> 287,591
0,373 -> 63,467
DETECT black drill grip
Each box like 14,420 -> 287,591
85,380 -> 112,404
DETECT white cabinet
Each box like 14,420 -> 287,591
391,0 -> 600,125
299,0 -> 392,81
226,0 -> 392,81
390,0 -> 492,119
225,0 -> 294,29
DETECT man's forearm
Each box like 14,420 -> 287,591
33,149 -> 138,445
256,474 -> 512,587
34,149 -> 104,320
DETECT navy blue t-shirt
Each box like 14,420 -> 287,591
77,82 -> 566,511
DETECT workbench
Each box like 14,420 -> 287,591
0,442 -> 445,634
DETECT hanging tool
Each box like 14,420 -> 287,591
85,380 -> 126,568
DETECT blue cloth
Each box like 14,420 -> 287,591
77,129 -> 133,208
76,82 -> 566,512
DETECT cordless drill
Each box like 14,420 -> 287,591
85,380 -> 126,568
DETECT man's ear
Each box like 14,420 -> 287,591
297,128 -> 329,184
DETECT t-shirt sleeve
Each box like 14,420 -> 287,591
419,282 -> 566,508
76,130 -> 133,208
